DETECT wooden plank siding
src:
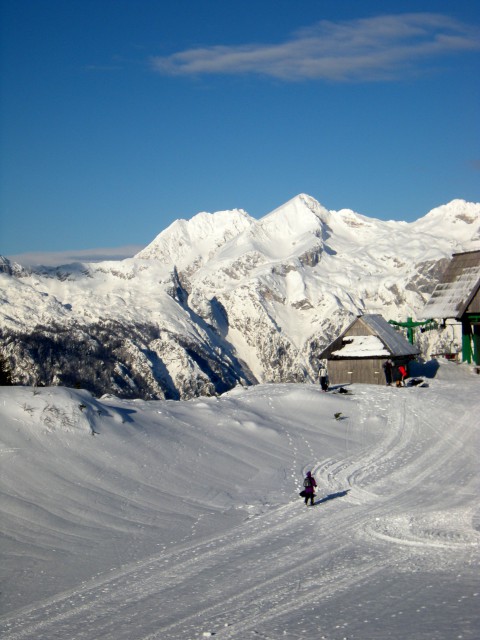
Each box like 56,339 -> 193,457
344,318 -> 376,337
327,357 -> 386,386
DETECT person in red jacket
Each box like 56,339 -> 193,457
303,471 -> 317,506
398,364 -> 407,387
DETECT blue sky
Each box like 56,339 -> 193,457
1,0 -> 479,262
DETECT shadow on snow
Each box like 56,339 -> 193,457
314,489 -> 350,506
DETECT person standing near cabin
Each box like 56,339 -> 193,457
398,364 -> 407,386
303,471 -> 317,506
319,362 -> 329,391
383,359 -> 393,386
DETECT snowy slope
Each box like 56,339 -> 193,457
1,195 -> 479,398
411,199 -> 480,246
1,361 -> 479,639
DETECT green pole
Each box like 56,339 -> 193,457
462,319 -> 472,364
407,317 -> 414,345
473,324 -> 480,366
388,317 -> 436,345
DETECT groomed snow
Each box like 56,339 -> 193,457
1,360 -> 479,639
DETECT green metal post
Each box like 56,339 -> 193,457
462,319 -> 472,364
473,324 -> 480,366
388,317 -> 436,345
407,317 -> 414,345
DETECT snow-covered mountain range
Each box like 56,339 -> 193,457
1,194 -> 479,399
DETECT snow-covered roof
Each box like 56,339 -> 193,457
422,250 -> 480,319
320,314 -> 420,360
359,314 -> 420,357
332,335 -> 389,358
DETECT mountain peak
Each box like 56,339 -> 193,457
258,194 -> 330,235
420,199 -> 480,224
135,208 -> 253,266
217,194 -> 331,263
411,200 -> 480,250
265,193 -> 329,221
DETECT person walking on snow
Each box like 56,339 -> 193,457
303,471 -> 317,506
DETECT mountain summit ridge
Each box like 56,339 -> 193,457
1,194 -> 479,398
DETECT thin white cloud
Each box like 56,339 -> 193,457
7,245 -> 145,268
150,13 -> 480,82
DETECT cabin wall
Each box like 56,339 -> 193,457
344,319 -> 375,338
327,358 -> 386,386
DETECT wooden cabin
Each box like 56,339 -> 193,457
421,250 -> 480,365
318,314 -> 420,386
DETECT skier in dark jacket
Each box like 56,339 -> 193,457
383,359 -> 393,386
303,471 -> 317,506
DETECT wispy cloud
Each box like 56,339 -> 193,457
150,13 -> 480,82
7,245 -> 144,267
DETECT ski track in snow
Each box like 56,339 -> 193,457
1,370 -> 479,640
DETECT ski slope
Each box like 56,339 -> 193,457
1,360 -> 479,639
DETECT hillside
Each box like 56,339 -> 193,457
0,360 -> 479,638
1,194 -> 479,399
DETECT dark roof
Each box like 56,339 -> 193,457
359,315 -> 420,356
422,250 -> 480,320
